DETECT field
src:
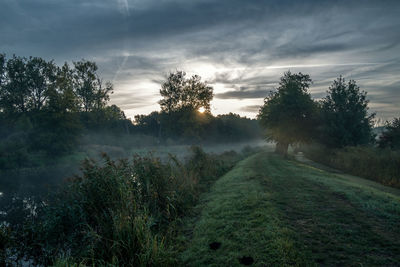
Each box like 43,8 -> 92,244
2,144 -> 400,266
180,150 -> 400,266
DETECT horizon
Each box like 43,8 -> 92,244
1,0 -> 399,120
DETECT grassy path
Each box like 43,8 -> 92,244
180,151 -> 400,266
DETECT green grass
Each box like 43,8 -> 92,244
180,151 -> 400,266
302,145 -> 400,188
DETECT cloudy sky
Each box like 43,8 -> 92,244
1,0 -> 399,120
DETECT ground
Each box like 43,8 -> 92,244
180,151 -> 400,266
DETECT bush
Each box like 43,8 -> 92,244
378,118 -> 400,150
302,144 -> 400,188
0,225 -> 12,265
6,146 -> 247,265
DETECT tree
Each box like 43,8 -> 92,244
0,54 -> 5,88
0,54 -> 5,114
134,111 -> 162,136
73,60 -> 113,112
0,54 -> 129,155
258,71 -> 317,156
159,71 -> 213,113
183,74 -> 213,111
159,71 -> 185,113
321,77 -> 375,148
48,63 -> 79,114
31,63 -> 82,155
26,57 -> 57,111
1,55 -> 29,114
378,118 -> 400,149
104,104 -> 126,121
0,55 -> 58,114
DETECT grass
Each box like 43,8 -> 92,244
4,146 -> 399,266
3,146 -> 257,266
302,144 -> 400,188
180,151 -> 400,266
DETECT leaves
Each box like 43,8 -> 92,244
258,71 -> 317,151
159,71 -> 213,113
378,118 -> 400,149
73,60 -> 113,112
321,77 -> 375,147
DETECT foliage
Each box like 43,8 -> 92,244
134,110 -> 262,143
159,71 -> 213,113
0,54 -> 126,158
0,53 -> 261,166
320,76 -> 375,148
0,225 -> 12,266
26,57 -> 57,111
213,113 -> 263,142
378,117 -> 400,149
257,73 -> 378,155
258,71 -> 317,155
302,143 -> 400,188
0,55 -> 30,113
73,60 -> 113,112
4,147 -> 247,265
0,54 -> 5,88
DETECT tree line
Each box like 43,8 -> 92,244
0,54 -> 261,163
136,71 -> 261,143
0,54 -> 132,157
0,54 -> 115,115
258,71 -> 399,155
2,53 -> 397,160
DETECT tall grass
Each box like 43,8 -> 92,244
302,144 -> 400,188
3,146 -> 254,265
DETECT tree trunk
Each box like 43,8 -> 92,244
275,141 -> 289,157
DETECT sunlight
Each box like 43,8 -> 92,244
198,107 -> 206,113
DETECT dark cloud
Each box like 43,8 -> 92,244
241,105 -> 262,113
1,0 -> 400,119
216,87 -> 269,99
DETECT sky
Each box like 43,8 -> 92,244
1,0 -> 399,120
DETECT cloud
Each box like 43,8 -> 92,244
216,87 -> 269,99
1,0 -> 400,119
240,105 -> 261,113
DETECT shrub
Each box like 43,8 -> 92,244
302,144 -> 400,188
378,118 -> 400,149
0,225 -> 12,265
9,154 -> 176,266
6,146 -> 246,265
